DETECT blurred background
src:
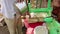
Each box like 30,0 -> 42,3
0,0 -> 60,34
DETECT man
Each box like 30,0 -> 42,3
1,0 -> 25,34
1,0 -> 17,34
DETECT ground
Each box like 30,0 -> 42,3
0,26 -> 9,34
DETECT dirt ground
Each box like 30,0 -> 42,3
0,26 -> 9,34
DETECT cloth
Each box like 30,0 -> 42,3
4,17 -> 15,34
24,19 -> 44,34
1,0 -> 16,19
1,0 -> 17,34
15,1 -> 26,10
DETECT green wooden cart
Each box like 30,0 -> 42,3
27,0 -> 60,34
